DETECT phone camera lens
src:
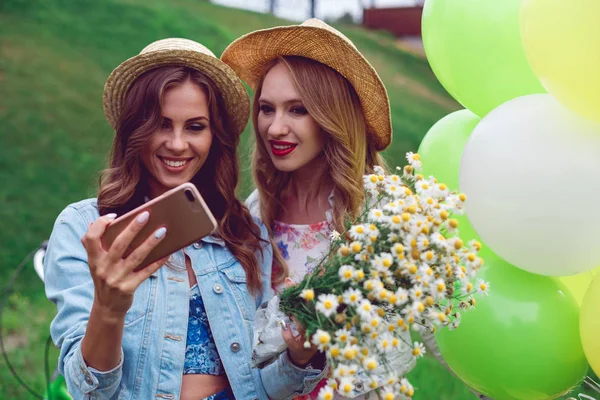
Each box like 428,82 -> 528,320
184,189 -> 195,202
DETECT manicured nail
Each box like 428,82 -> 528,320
154,227 -> 167,239
137,211 -> 149,224
105,213 -> 117,221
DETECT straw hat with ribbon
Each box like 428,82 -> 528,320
103,38 -> 250,136
221,18 -> 392,150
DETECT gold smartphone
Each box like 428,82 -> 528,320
101,182 -> 217,270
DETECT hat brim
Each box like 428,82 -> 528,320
103,49 -> 250,136
221,25 -> 391,151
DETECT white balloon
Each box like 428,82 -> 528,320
460,94 -> 600,276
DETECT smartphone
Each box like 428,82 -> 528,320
101,182 -> 217,270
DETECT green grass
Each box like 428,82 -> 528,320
1,1 -> 591,399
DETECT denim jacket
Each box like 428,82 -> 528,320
44,199 -> 326,400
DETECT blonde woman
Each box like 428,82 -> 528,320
222,19 -> 415,399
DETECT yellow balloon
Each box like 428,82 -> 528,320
555,267 -> 600,306
581,273 -> 600,377
521,0 -> 600,122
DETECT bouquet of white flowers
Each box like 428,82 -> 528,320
254,153 -> 489,400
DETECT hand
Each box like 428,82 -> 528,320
81,212 -> 168,318
282,316 -> 319,367
281,278 -> 319,367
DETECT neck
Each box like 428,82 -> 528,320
287,156 -> 332,204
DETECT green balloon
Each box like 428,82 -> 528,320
419,109 -> 480,190
422,0 -> 545,116
435,254 -> 587,400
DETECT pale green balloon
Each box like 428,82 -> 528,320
422,0 -> 545,116
435,255 -> 587,400
418,109 -> 480,190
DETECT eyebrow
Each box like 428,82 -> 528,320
258,97 -> 304,106
163,116 -> 209,123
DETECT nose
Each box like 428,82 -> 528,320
267,113 -> 290,139
164,129 -> 188,153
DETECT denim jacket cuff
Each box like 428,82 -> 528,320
70,344 -> 123,394
280,350 -> 328,394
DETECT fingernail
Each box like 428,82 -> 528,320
154,227 -> 167,239
137,211 -> 149,224
105,213 -> 117,221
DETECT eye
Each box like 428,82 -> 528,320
188,123 -> 207,132
290,106 -> 308,116
259,104 -> 274,114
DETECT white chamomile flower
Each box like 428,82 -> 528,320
477,279 -> 490,295
357,299 -> 375,318
384,201 -> 400,213
415,178 -> 433,194
311,329 -> 331,351
409,285 -> 425,301
341,344 -> 359,361
385,183 -> 402,198
432,278 -> 446,298
420,249 -> 437,264
342,288 -> 363,305
335,328 -> 352,343
380,386 -> 397,400
387,214 -> 404,231
373,165 -> 385,175
406,152 -> 422,170
300,288 -> 315,301
399,378 -> 414,396
391,243 -> 406,260
419,265 -> 435,282
394,288 -> 409,305
416,235 -> 431,251
349,224 -> 367,241
427,309 -> 448,325
363,356 -> 378,371
363,174 -> 379,190
318,386 -> 334,400
366,223 -> 380,238
338,377 -> 354,396
412,341 -> 426,358
363,278 -> 383,292
411,301 -> 426,317
333,364 -> 350,379
387,173 -> 402,185
316,294 -> 339,317
432,232 -> 448,248
329,230 -> 341,241
338,265 -> 355,282
368,208 -> 386,222
377,333 -> 395,353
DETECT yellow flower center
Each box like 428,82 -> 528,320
356,226 -> 364,234
351,243 -> 362,253
392,215 -> 401,224
324,300 -> 333,309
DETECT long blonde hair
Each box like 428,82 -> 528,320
251,56 -> 388,286
99,66 -> 265,295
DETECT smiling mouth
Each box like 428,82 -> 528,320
157,156 -> 192,169
270,141 -> 297,157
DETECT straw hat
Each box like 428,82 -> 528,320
103,38 -> 250,136
221,19 -> 392,150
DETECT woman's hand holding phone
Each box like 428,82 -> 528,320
81,211 -> 168,318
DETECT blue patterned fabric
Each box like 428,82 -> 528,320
202,387 -> 235,400
184,284 -> 225,375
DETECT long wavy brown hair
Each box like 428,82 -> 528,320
252,56 -> 388,285
98,66 -> 264,295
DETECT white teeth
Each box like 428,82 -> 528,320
161,158 -> 189,167
273,144 -> 294,150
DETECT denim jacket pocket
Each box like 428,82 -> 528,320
219,261 -> 256,321
124,274 -> 157,326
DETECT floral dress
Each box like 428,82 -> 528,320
271,219 -> 331,293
